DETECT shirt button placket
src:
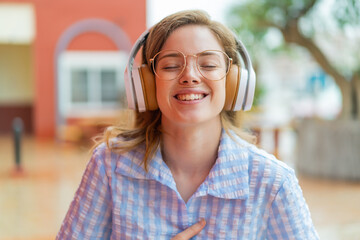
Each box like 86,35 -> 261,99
186,199 -> 199,229
179,200 -> 189,229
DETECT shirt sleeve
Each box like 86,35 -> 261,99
266,171 -> 319,240
56,146 -> 112,239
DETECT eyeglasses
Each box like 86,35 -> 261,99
150,50 -> 232,81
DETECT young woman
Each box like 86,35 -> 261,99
57,10 -> 319,239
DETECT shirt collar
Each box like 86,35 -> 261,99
115,129 -> 250,200
115,144 -> 177,191
195,129 -> 250,199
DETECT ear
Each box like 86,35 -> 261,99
138,65 -> 158,110
224,65 -> 240,111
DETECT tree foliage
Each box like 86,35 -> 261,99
227,0 -> 360,120
333,0 -> 360,27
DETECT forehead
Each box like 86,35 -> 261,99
160,25 -> 224,54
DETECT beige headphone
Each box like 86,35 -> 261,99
125,30 -> 256,112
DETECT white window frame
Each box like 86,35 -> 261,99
58,51 -> 128,118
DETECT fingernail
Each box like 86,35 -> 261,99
199,218 -> 206,226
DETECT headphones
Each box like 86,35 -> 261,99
124,29 -> 256,112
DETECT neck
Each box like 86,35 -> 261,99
161,116 -> 222,177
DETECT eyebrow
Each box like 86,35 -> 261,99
154,50 -> 223,63
157,52 -> 182,62
199,51 -> 218,56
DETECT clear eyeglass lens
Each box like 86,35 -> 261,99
152,50 -> 230,81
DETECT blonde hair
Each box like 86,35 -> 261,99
98,10 -> 254,171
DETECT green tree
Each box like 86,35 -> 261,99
227,0 -> 360,120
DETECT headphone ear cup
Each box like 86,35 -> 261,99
224,65 -> 240,111
138,65 -> 158,111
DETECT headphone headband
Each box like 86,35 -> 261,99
124,30 -> 150,110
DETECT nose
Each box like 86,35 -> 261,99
179,57 -> 201,85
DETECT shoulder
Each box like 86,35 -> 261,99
227,131 -> 293,173
89,140 -> 126,174
92,142 -> 108,157
90,141 -> 114,166
249,143 -> 296,194
226,131 -> 296,195
222,132 -> 319,235
247,140 -> 294,179
86,142 -> 114,179
91,138 -> 147,175
92,138 -> 144,160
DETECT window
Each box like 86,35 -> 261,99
58,51 -> 128,117
71,69 -> 88,103
101,69 -> 118,102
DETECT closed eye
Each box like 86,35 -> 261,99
161,65 -> 182,71
199,65 -> 218,70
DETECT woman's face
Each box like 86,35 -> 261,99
155,25 -> 226,127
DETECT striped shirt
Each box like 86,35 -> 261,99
57,130 -> 319,239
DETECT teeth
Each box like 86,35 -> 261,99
176,93 -> 205,101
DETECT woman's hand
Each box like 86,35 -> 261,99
171,219 -> 206,240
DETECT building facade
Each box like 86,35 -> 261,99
0,0 -> 146,139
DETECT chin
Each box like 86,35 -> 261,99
177,112 -> 222,125
159,103 -> 223,125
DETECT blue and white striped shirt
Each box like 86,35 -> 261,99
57,130 -> 319,239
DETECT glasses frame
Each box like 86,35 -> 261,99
149,49 -> 233,81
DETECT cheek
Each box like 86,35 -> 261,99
214,82 -> 227,104
155,81 -> 171,108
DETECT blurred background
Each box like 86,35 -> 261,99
0,0 -> 360,239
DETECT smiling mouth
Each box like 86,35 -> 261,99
175,93 -> 207,101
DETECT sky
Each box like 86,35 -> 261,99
146,0 -> 239,28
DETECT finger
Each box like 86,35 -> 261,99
171,219 -> 206,240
